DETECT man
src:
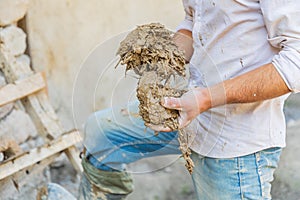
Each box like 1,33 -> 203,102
79,0 -> 300,199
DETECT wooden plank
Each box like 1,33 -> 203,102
64,145 -> 83,173
0,47 -> 82,172
22,94 -> 63,139
0,51 -> 32,83
0,72 -> 46,107
0,153 -> 59,197
11,153 -> 59,184
0,50 -> 63,139
0,130 -> 81,180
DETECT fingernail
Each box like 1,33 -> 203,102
162,97 -> 168,106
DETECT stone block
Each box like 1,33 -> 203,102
0,109 -> 37,144
0,25 -> 27,56
0,0 -> 29,26
0,71 -> 6,87
0,71 -> 14,120
16,54 -> 31,68
0,103 -> 14,120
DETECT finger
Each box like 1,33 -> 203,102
178,112 -> 191,129
161,97 -> 182,110
145,123 -> 172,132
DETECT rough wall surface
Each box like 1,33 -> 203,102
26,0 -> 184,130
0,0 -> 29,26
0,1 -> 37,161
0,0 -> 49,199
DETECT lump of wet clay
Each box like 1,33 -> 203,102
137,71 -> 185,130
116,23 -> 186,130
116,23 -> 194,173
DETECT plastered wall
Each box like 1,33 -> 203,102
26,0 -> 185,129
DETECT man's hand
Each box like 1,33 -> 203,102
147,87 -> 211,132
173,29 -> 194,63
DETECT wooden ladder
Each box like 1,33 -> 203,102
0,50 -> 83,184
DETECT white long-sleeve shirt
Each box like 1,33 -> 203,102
177,0 -> 300,158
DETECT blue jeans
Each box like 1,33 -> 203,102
83,101 -> 282,199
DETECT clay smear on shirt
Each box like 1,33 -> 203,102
116,23 -> 194,173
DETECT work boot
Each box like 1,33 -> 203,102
78,157 -> 133,200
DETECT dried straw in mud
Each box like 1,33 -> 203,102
116,23 -> 194,173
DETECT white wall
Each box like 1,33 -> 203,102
26,0 -> 184,130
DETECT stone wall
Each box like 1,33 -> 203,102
0,1 -> 50,199
0,0 -> 37,162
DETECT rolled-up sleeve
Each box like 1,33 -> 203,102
260,0 -> 300,93
176,0 -> 194,32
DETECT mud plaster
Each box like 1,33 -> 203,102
116,23 -> 194,173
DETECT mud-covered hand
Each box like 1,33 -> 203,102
147,87 -> 212,132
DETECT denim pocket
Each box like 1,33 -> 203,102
255,147 -> 282,199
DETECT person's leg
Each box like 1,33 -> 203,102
191,147 -> 282,200
78,101 -> 181,200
